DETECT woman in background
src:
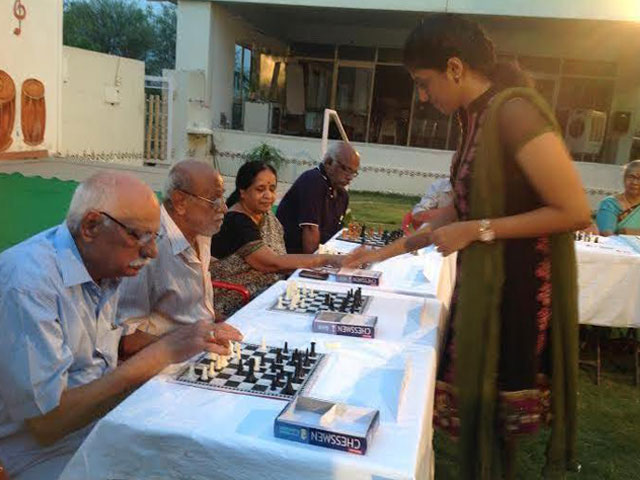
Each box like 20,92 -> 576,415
596,159 -> 640,235
211,161 -> 343,316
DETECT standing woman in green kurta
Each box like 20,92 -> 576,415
345,14 -> 591,479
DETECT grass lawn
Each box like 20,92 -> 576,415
352,190 -> 640,480
348,190 -> 420,230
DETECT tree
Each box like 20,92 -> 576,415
63,0 -> 176,75
146,4 -> 177,76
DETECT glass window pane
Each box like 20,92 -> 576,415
561,59 -> 617,77
369,65 -> 413,145
377,47 -> 403,64
291,43 -> 335,59
335,66 -> 373,142
518,55 -> 561,75
300,60 -> 334,136
409,97 -> 451,150
338,45 -> 376,61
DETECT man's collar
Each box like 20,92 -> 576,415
54,223 -> 96,288
317,163 -> 338,197
161,205 -> 191,256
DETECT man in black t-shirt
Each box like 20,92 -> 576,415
277,142 -> 360,253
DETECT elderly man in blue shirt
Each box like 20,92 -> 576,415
0,172 -> 242,480
117,160 -> 229,356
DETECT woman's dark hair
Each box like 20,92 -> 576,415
403,14 -> 532,88
226,160 -> 277,207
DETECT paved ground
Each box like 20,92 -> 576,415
0,158 -> 293,201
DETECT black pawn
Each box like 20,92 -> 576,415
236,357 -> 244,374
304,351 -> 311,367
340,297 -> 348,312
281,373 -> 295,395
310,342 -> 316,358
245,363 -> 257,383
283,341 -> 289,354
276,349 -> 283,364
270,375 -> 279,390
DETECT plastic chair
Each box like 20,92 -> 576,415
211,280 -> 251,321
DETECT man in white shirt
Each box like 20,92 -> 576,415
118,160 -> 228,355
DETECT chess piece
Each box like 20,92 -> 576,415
186,364 -> 197,381
200,366 -> 209,381
304,350 -> 311,367
237,357 -> 244,374
245,364 -> 258,383
281,373 -> 295,395
283,341 -> 289,354
276,349 -> 283,365
277,296 -> 284,309
209,360 -> 216,378
310,341 -> 317,358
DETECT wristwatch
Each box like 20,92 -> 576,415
478,219 -> 496,243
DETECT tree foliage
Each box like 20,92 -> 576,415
63,0 -> 176,75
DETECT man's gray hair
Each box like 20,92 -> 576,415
162,164 -> 193,205
66,174 -> 120,233
322,141 -> 359,164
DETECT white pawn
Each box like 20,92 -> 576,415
255,356 -> 261,370
186,364 -> 197,381
277,295 -> 284,309
200,366 -> 209,381
209,360 -> 216,378
260,336 -> 267,351
215,355 -> 223,371
300,297 -> 307,309
236,342 -> 242,360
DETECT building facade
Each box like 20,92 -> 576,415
173,0 -> 640,203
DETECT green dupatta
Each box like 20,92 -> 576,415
454,87 -> 579,479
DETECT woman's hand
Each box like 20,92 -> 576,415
342,246 -> 379,268
323,254 -> 345,268
432,221 -> 479,256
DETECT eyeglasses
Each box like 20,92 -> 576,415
177,188 -> 226,211
625,174 -> 640,183
335,161 -> 359,177
100,211 -> 161,246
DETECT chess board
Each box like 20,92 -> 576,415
337,227 -> 404,247
269,288 -> 372,315
573,232 -> 603,244
173,342 -> 326,401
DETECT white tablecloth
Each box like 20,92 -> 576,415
60,280 -> 444,480
575,236 -> 640,328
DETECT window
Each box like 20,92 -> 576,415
234,45 -> 252,101
369,65 -> 413,145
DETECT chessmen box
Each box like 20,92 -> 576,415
312,311 -> 378,339
335,267 -> 382,286
274,396 -> 379,455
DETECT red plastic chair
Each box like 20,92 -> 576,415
211,280 -> 251,321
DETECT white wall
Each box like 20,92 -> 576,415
60,47 -> 145,163
0,0 -> 63,155
176,1 -> 286,128
212,129 -> 624,208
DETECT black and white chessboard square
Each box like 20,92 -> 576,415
270,288 -> 371,315
337,230 -> 403,247
173,342 -> 325,401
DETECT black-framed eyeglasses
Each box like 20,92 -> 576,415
177,188 -> 226,210
335,161 -> 359,177
100,211 -> 161,246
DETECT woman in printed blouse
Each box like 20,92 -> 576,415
210,161 -> 343,317
596,159 -> 640,236
344,14 -> 591,479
